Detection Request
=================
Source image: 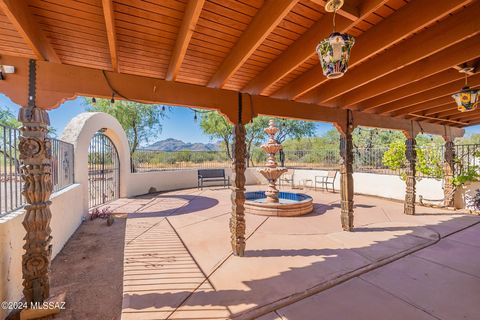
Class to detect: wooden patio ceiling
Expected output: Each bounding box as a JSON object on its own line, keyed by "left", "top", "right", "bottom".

{"left": 0, "top": 0, "right": 478, "bottom": 132}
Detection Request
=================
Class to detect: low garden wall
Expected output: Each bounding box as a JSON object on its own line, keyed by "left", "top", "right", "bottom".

{"left": 290, "top": 169, "right": 444, "bottom": 202}
{"left": 0, "top": 184, "right": 84, "bottom": 320}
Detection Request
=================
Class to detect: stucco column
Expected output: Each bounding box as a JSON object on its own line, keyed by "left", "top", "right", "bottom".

{"left": 404, "top": 135, "right": 417, "bottom": 215}
{"left": 19, "top": 104, "right": 53, "bottom": 303}
{"left": 443, "top": 138, "right": 455, "bottom": 207}
{"left": 230, "top": 95, "right": 246, "bottom": 256}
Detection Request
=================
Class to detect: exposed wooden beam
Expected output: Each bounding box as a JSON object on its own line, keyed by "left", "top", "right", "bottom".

{"left": 207, "top": 0, "right": 298, "bottom": 88}
{"left": 310, "top": 0, "right": 359, "bottom": 20}
{"left": 328, "top": 36, "right": 480, "bottom": 109}
{"left": 301, "top": 4, "right": 480, "bottom": 104}
{"left": 424, "top": 104, "right": 460, "bottom": 116}
{"left": 393, "top": 83, "right": 480, "bottom": 118}
{"left": 407, "top": 113, "right": 468, "bottom": 126}
{"left": 0, "top": 0, "right": 60, "bottom": 63}
{"left": 397, "top": 98, "right": 454, "bottom": 118}
{"left": 356, "top": 69, "right": 462, "bottom": 112}
{"left": 242, "top": 0, "right": 387, "bottom": 95}
{"left": 274, "top": 0, "right": 472, "bottom": 100}
{"left": 0, "top": 54, "right": 463, "bottom": 137}
{"left": 371, "top": 74, "right": 480, "bottom": 115}
{"left": 101, "top": 0, "right": 119, "bottom": 72}
{"left": 166, "top": 0, "right": 205, "bottom": 81}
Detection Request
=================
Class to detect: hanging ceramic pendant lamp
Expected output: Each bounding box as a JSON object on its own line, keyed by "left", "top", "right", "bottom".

{"left": 452, "top": 67, "right": 479, "bottom": 112}
{"left": 316, "top": 0, "right": 355, "bottom": 79}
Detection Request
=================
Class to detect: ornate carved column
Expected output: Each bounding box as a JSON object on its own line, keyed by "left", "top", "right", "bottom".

{"left": 230, "top": 94, "right": 246, "bottom": 256}
{"left": 337, "top": 115, "right": 354, "bottom": 231}
{"left": 19, "top": 60, "right": 53, "bottom": 303}
{"left": 443, "top": 139, "right": 455, "bottom": 207}
{"left": 404, "top": 136, "right": 417, "bottom": 215}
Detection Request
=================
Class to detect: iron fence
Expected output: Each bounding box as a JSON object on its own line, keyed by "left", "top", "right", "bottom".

{"left": 131, "top": 149, "right": 231, "bottom": 172}
{"left": 131, "top": 144, "right": 480, "bottom": 179}
{"left": 0, "top": 124, "right": 75, "bottom": 216}
{"left": 455, "top": 144, "right": 480, "bottom": 175}
{"left": 0, "top": 124, "right": 22, "bottom": 215}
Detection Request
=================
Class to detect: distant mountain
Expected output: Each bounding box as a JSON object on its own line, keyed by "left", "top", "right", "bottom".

{"left": 145, "top": 138, "right": 220, "bottom": 152}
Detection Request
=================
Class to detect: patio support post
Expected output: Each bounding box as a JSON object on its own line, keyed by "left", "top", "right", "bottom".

{"left": 19, "top": 60, "right": 53, "bottom": 303}
{"left": 230, "top": 93, "right": 246, "bottom": 256}
{"left": 404, "top": 132, "right": 417, "bottom": 215}
{"left": 443, "top": 137, "right": 455, "bottom": 207}
{"left": 336, "top": 111, "right": 354, "bottom": 231}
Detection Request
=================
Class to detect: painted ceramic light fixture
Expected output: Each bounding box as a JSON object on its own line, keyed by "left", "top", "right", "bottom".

{"left": 316, "top": 0, "right": 355, "bottom": 79}
{"left": 452, "top": 68, "right": 479, "bottom": 112}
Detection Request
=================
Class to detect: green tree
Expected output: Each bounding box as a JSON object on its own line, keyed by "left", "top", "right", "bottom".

{"left": 198, "top": 111, "right": 234, "bottom": 160}
{"left": 85, "top": 98, "right": 167, "bottom": 157}
{"left": 198, "top": 112, "right": 316, "bottom": 165}
{"left": 0, "top": 107, "right": 20, "bottom": 128}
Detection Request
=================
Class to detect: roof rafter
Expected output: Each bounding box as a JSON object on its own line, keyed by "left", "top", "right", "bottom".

{"left": 326, "top": 36, "right": 480, "bottom": 109}
{"left": 0, "top": 0, "right": 60, "bottom": 63}
{"left": 241, "top": 0, "right": 387, "bottom": 95}
{"left": 356, "top": 69, "right": 462, "bottom": 112}
{"left": 166, "top": 0, "right": 205, "bottom": 81}
{"left": 274, "top": 0, "right": 473, "bottom": 101}
{"left": 370, "top": 73, "right": 480, "bottom": 115}
{"left": 207, "top": 0, "right": 298, "bottom": 88}
{"left": 301, "top": 2, "right": 480, "bottom": 104}
{"left": 101, "top": 0, "right": 118, "bottom": 72}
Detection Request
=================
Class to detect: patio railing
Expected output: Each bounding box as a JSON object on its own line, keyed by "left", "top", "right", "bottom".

{"left": 131, "top": 144, "right": 480, "bottom": 179}
{"left": 0, "top": 124, "right": 75, "bottom": 216}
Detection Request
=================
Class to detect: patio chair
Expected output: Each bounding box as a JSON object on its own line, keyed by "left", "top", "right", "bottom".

{"left": 279, "top": 169, "right": 295, "bottom": 188}
{"left": 315, "top": 171, "right": 337, "bottom": 192}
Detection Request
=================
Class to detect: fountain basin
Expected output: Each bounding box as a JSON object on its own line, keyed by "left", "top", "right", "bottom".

{"left": 245, "top": 191, "right": 314, "bottom": 217}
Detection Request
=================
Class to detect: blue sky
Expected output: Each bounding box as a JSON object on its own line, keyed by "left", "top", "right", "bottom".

{"left": 1, "top": 94, "right": 479, "bottom": 143}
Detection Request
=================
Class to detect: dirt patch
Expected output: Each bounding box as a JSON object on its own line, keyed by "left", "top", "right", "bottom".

{"left": 49, "top": 216, "right": 126, "bottom": 320}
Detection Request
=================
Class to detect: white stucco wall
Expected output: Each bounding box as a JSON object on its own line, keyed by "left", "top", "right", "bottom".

{"left": 127, "top": 167, "right": 264, "bottom": 196}
{"left": 0, "top": 184, "right": 84, "bottom": 320}
{"left": 286, "top": 169, "right": 444, "bottom": 202}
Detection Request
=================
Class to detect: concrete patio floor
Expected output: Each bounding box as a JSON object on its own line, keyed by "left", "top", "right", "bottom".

{"left": 101, "top": 185, "right": 480, "bottom": 320}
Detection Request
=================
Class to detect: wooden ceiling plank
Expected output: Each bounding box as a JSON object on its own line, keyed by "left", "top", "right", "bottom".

{"left": 0, "top": 0, "right": 60, "bottom": 62}
{"left": 101, "top": 0, "right": 118, "bottom": 72}
{"left": 207, "top": 0, "right": 298, "bottom": 88}
{"left": 301, "top": 2, "right": 480, "bottom": 104}
{"left": 273, "top": 0, "right": 472, "bottom": 101}
{"left": 166, "top": 0, "right": 205, "bottom": 81}
{"left": 328, "top": 36, "right": 480, "bottom": 110}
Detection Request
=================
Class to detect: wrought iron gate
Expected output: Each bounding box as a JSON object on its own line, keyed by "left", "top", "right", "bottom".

{"left": 88, "top": 131, "right": 120, "bottom": 208}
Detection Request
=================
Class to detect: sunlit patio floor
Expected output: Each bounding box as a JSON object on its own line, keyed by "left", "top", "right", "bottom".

{"left": 100, "top": 185, "right": 480, "bottom": 320}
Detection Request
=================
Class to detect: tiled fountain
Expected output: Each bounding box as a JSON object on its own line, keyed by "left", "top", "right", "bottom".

{"left": 245, "top": 120, "right": 313, "bottom": 216}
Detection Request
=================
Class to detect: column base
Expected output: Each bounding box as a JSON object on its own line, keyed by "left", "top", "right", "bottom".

{"left": 19, "top": 292, "right": 66, "bottom": 320}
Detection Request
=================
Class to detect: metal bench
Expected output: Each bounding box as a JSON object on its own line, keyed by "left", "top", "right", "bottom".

{"left": 197, "top": 169, "right": 230, "bottom": 189}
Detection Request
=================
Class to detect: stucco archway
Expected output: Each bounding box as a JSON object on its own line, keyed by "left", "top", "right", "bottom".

{"left": 61, "top": 112, "right": 130, "bottom": 212}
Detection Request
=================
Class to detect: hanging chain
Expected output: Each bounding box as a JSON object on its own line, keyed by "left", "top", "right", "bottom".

{"left": 332, "top": 8, "right": 337, "bottom": 33}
